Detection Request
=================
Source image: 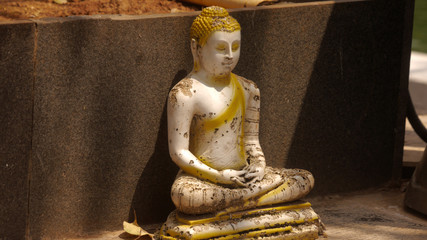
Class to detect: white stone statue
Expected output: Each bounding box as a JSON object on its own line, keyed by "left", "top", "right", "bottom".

{"left": 160, "top": 6, "right": 323, "bottom": 239}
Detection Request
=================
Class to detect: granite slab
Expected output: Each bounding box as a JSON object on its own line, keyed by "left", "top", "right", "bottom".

{"left": 0, "top": 21, "right": 35, "bottom": 240}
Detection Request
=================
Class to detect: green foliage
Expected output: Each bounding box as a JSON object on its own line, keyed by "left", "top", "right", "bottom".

{"left": 412, "top": 0, "right": 427, "bottom": 53}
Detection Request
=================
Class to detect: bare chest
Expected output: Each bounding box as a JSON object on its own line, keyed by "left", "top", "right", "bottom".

{"left": 195, "top": 85, "right": 235, "bottom": 119}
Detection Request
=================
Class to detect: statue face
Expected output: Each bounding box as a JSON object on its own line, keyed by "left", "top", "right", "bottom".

{"left": 198, "top": 30, "right": 241, "bottom": 77}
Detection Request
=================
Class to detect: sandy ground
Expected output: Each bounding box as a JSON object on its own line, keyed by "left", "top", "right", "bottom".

{"left": 0, "top": 0, "right": 200, "bottom": 22}
{"left": 309, "top": 189, "right": 427, "bottom": 240}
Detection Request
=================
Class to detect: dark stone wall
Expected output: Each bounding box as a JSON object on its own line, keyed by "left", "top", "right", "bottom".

{"left": 29, "top": 16, "right": 192, "bottom": 238}
{"left": 0, "top": 0, "right": 413, "bottom": 238}
{"left": 231, "top": 0, "right": 413, "bottom": 194}
{"left": 0, "top": 21, "right": 35, "bottom": 240}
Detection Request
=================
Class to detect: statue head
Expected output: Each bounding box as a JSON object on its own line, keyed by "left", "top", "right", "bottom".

{"left": 190, "top": 6, "right": 241, "bottom": 77}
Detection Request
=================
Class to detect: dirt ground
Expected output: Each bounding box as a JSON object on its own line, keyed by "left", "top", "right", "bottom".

{"left": 0, "top": 0, "right": 200, "bottom": 22}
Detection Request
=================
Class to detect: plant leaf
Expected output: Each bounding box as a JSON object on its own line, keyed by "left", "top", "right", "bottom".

{"left": 123, "top": 210, "right": 153, "bottom": 239}
{"left": 123, "top": 220, "right": 151, "bottom": 236}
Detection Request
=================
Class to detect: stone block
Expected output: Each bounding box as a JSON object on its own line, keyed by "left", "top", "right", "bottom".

{"left": 0, "top": 21, "right": 35, "bottom": 240}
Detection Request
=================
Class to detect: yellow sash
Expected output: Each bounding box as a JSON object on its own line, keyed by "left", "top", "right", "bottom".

{"left": 203, "top": 73, "right": 246, "bottom": 161}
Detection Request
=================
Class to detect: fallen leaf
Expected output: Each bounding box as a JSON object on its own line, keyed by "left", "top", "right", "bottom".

{"left": 123, "top": 210, "right": 154, "bottom": 239}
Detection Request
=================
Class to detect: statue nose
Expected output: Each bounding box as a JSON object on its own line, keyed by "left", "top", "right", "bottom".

{"left": 226, "top": 46, "right": 233, "bottom": 59}
{"left": 225, "top": 45, "right": 233, "bottom": 60}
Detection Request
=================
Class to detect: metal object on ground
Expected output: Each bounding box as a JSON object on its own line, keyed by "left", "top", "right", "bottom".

{"left": 405, "top": 146, "right": 427, "bottom": 215}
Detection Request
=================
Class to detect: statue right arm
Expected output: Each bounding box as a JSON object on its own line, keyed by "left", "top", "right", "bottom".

{"left": 167, "top": 85, "right": 246, "bottom": 186}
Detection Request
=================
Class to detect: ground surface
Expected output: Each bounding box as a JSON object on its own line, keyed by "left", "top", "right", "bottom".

{"left": 68, "top": 187, "right": 427, "bottom": 240}
{"left": 0, "top": 0, "right": 200, "bottom": 22}
{"left": 309, "top": 189, "right": 427, "bottom": 240}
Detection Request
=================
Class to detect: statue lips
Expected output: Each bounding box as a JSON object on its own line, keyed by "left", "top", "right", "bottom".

{"left": 222, "top": 61, "right": 234, "bottom": 69}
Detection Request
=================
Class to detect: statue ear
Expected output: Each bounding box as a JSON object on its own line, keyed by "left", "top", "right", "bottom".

{"left": 191, "top": 39, "right": 198, "bottom": 58}
{"left": 191, "top": 39, "right": 201, "bottom": 72}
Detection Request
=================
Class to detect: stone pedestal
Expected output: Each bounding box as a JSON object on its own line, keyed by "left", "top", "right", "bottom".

{"left": 159, "top": 201, "right": 324, "bottom": 239}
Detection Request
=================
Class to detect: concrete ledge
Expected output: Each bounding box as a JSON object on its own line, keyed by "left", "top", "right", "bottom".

{"left": 0, "top": 0, "right": 413, "bottom": 238}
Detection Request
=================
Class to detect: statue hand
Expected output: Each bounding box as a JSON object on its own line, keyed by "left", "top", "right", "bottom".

{"left": 243, "top": 163, "right": 265, "bottom": 184}
{"left": 218, "top": 169, "right": 247, "bottom": 187}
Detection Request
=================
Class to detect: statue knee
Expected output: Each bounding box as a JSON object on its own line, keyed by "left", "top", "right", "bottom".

{"left": 297, "top": 169, "right": 315, "bottom": 191}
{"left": 171, "top": 178, "right": 226, "bottom": 214}
{"left": 307, "top": 171, "right": 315, "bottom": 190}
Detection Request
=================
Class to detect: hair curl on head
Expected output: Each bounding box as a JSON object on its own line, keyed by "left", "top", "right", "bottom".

{"left": 190, "top": 6, "right": 241, "bottom": 46}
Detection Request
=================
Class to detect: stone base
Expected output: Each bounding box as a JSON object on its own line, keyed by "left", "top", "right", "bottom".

{"left": 158, "top": 201, "right": 324, "bottom": 239}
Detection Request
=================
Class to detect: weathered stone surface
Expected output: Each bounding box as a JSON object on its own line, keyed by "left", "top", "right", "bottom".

{"left": 0, "top": 0, "right": 413, "bottom": 238}
{"left": 0, "top": 21, "right": 35, "bottom": 240}
{"left": 29, "top": 16, "right": 192, "bottom": 238}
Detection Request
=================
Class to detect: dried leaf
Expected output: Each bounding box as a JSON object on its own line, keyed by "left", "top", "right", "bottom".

{"left": 123, "top": 210, "right": 154, "bottom": 239}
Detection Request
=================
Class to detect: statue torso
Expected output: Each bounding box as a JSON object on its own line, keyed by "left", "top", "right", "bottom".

{"left": 187, "top": 74, "right": 250, "bottom": 170}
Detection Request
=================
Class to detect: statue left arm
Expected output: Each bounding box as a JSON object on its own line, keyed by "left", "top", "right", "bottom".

{"left": 243, "top": 85, "right": 266, "bottom": 183}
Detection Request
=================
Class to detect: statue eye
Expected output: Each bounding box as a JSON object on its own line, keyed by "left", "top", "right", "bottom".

{"left": 216, "top": 44, "right": 226, "bottom": 51}
{"left": 232, "top": 43, "right": 240, "bottom": 52}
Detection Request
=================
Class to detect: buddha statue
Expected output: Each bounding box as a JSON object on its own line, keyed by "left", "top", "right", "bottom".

{"left": 160, "top": 6, "right": 323, "bottom": 239}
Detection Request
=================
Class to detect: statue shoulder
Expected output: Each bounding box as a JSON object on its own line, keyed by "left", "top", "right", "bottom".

{"left": 235, "top": 75, "right": 259, "bottom": 93}
{"left": 168, "top": 78, "right": 197, "bottom": 108}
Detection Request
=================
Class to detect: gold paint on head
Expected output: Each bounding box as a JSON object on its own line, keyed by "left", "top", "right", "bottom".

{"left": 190, "top": 6, "right": 241, "bottom": 46}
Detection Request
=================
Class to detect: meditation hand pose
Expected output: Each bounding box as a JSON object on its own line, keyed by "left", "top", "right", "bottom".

{"left": 167, "top": 6, "right": 314, "bottom": 215}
